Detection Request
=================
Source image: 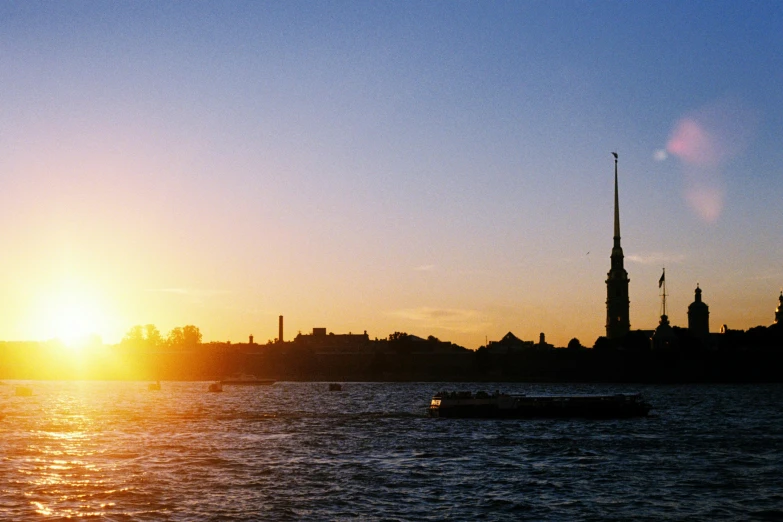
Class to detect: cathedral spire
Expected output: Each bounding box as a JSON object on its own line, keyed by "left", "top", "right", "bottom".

{"left": 606, "top": 152, "right": 630, "bottom": 339}
{"left": 613, "top": 152, "right": 620, "bottom": 248}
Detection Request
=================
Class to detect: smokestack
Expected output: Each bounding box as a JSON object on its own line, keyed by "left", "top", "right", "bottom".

{"left": 279, "top": 315, "right": 284, "bottom": 343}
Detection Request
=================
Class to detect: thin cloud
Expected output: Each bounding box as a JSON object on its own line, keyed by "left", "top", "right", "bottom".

{"left": 413, "top": 265, "right": 436, "bottom": 272}
{"left": 388, "top": 307, "right": 490, "bottom": 333}
{"left": 749, "top": 271, "right": 783, "bottom": 282}
{"left": 456, "top": 269, "right": 491, "bottom": 275}
{"left": 626, "top": 253, "right": 686, "bottom": 265}
{"left": 145, "top": 288, "right": 230, "bottom": 296}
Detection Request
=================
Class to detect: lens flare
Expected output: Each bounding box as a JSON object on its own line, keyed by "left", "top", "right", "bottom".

{"left": 664, "top": 98, "right": 758, "bottom": 222}
{"left": 667, "top": 118, "right": 720, "bottom": 168}
{"left": 666, "top": 98, "right": 757, "bottom": 168}
{"left": 684, "top": 183, "right": 724, "bottom": 223}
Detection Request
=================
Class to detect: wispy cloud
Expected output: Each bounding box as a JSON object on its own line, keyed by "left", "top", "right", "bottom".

{"left": 388, "top": 307, "right": 490, "bottom": 333}
{"left": 748, "top": 271, "right": 783, "bottom": 282}
{"left": 413, "top": 265, "right": 492, "bottom": 276}
{"left": 456, "top": 269, "right": 491, "bottom": 275}
{"left": 626, "top": 253, "right": 685, "bottom": 265}
{"left": 145, "top": 288, "right": 231, "bottom": 296}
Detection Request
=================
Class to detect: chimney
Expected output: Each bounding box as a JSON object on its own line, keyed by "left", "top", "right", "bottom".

{"left": 279, "top": 315, "right": 284, "bottom": 343}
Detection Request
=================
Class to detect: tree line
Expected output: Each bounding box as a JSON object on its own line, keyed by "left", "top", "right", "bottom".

{"left": 121, "top": 324, "right": 202, "bottom": 349}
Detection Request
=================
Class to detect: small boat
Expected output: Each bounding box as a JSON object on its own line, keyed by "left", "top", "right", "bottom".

{"left": 328, "top": 383, "right": 342, "bottom": 391}
{"left": 208, "top": 382, "right": 223, "bottom": 392}
{"left": 15, "top": 385, "right": 33, "bottom": 397}
{"left": 430, "top": 391, "right": 651, "bottom": 419}
{"left": 148, "top": 381, "right": 161, "bottom": 391}
{"left": 220, "top": 374, "right": 275, "bottom": 386}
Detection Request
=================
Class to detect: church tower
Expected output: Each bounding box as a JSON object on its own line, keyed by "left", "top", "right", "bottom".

{"left": 606, "top": 153, "right": 630, "bottom": 339}
{"left": 688, "top": 284, "right": 710, "bottom": 339}
{"left": 776, "top": 291, "right": 782, "bottom": 324}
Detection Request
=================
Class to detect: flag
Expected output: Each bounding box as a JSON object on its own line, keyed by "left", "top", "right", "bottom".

{"left": 658, "top": 270, "right": 665, "bottom": 288}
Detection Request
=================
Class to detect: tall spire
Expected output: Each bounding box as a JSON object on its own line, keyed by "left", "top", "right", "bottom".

{"left": 606, "top": 152, "right": 630, "bottom": 339}
{"left": 613, "top": 152, "right": 620, "bottom": 248}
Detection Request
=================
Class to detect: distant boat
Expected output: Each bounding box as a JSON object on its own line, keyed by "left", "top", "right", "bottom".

{"left": 429, "top": 391, "right": 651, "bottom": 419}
{"left": 148, "top": 381, "right": 161, "bottom": 391}
{"left": 220, "top": 374, "right": 275, "bottom": 386}
{"left": 15, "top": 385, "right": 33, "bottom": 397}
{"left": 208, "top": 382, "right": 223, "bottom": 392}
{"left": 328, "top": 383, "right": 342, "bottom": 391}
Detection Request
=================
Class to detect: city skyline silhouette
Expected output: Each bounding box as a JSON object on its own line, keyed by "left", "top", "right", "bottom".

{"left": 0, "top": 3, "right": 781, "bottom": 349}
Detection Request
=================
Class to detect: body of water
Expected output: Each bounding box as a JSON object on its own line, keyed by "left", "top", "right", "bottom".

{"left": 1, "top": 381, "right": 782, "bottom": 521}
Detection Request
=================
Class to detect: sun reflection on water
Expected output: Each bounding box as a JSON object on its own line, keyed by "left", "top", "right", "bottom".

{"left": 14, "top": 387, "right": 112, "bottom": 518}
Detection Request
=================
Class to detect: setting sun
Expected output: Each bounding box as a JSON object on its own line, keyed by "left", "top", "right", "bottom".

{"left": 39, "top": 286, "right": 106, "bottom": 348}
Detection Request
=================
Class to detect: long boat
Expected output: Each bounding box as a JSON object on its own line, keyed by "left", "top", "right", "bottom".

{"left": 220, "top": 374, "right": 275, "bottom": 386}
{"left": 429, "top": 391, "right": 651, "bottom": 419}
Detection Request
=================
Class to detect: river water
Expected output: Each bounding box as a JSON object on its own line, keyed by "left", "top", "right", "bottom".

{"left": 1, "top": 381, "right": 782, "bottom": 521}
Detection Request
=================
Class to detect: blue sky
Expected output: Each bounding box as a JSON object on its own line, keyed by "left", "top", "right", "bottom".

{"left": 1, "top": 1, "right": 781, "bottom": 347}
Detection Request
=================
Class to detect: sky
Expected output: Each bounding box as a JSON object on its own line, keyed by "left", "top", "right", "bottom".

{"left": 1, "top": 1, "right": 782, "bottom": 348}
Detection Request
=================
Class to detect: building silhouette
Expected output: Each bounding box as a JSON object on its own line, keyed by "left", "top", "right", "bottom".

{"left": 776, "top": 291, "right": 783, "bottom": 324}
{"left": 688, "top": 284, "right": 710, "bottom": 340}
{"left": 606, "top": 153, "right": 630, "bottom": 339}
{"left": 294, "top": 327, "right": 370, "bottom": 352}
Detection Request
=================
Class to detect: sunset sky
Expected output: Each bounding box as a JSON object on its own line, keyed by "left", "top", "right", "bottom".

{"left": 1, "top": 1, "right": 782, "bottom": 348}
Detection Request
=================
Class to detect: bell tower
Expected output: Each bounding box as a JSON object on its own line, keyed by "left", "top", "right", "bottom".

{"left": 688, "top": 284, "right": 710, "bottom": 339}
{"left": 606, "top": 153, "right": 630, "bottom": 339}
{"left": 776, "top": 291, "right": 782, "bottom": 324}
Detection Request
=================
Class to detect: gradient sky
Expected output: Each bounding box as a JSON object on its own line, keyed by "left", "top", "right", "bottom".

{"left": 1, "top": 1, "right": 782, "bottom": 348}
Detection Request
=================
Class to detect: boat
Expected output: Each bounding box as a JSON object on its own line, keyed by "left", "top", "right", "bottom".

{"left": 220, "top": 374, "right": 275, "bottom": 386}
{"left": 328, "top": 383, "right": 342, "bottom": 391}
{"left": 429, "top": 391, "right": 651, "bottom": 419}
{"left": 208, "top": 381, "right": 223, "bottom": 392}
{"left": 148, "top": 381, "right": 161, "bottom": 391}
{"left": 15, "top": 385, "right": 33, "bottom": 397}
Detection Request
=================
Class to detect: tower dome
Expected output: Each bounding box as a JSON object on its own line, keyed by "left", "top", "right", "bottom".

{"left": 652, "top": 313, "right": 677, "bottom": 350}
{"left": 688, "top": 284, "right": 710, "bottom": 339}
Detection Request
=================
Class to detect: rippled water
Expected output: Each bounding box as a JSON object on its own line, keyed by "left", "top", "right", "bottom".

{"left": 2, "top": 381, "right": 782, "bottom": 521}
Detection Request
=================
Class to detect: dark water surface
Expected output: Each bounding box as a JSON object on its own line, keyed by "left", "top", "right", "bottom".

{"left": 2, "top": 381, "right": 782, "bottom": 521}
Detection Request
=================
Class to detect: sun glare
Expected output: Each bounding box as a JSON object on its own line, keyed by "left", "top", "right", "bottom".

{"left": 40, "top": 287, "right": 106, "bottom": 348}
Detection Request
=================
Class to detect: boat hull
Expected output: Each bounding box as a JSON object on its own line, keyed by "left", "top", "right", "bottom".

{"left": 430, "top": 392, "right": 651, "bottom": 419}
{"left": 220, "top": 380, "right": 275, "bottom": 386}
